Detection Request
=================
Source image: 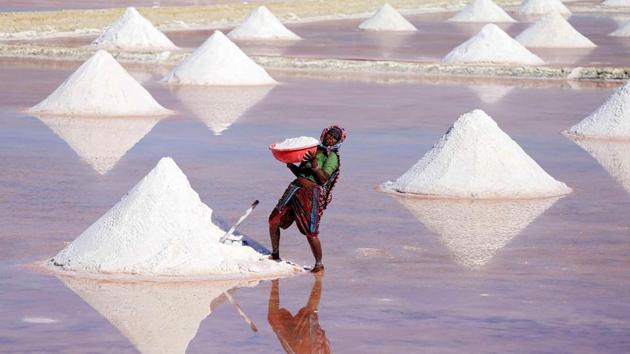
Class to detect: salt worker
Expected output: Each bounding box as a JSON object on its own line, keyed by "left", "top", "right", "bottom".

{"left": 269, "top": 125, "right": 346, "bottom": 273}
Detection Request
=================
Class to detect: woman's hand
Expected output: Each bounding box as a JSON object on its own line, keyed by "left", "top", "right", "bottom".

{"left": 303, "top": 151, "right": 318, "bottom": 168}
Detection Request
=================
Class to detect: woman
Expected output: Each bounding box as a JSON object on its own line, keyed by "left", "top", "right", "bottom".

{"left": 269, "top": 125, "right": 346, "bottom": 273}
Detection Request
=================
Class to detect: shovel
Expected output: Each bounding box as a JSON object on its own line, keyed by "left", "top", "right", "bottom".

{"left": 219, "top": 200, "right": 260, "bottom": 244}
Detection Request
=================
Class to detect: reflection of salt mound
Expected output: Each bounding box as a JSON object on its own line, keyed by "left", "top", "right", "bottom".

{"left": 610, "top": 21, "right": 630, "bottom": 36}
{"left": 59, "top": 276, "right": 254, "bottom": 354}
{"left": 92, "top": 7, "right": 178, "bottom": 51}
{"left": 29, "top": 50, "right": 170, "bottom": 116}
{"left": 442, "top": 24, "right": 544, "bottom": 65}
{"left": 603, "top": 0, "right": 630, "bottom": 7}
{"left": 163, "top": 31, "right": 276, "bottom": 86}
{"left": 395, "top": 196, "right": 559, "bottom": 268}
{"left": 448, "top": 0, "right": 516, "bottom": 23}
{"left": 382, "top": 109, "right": 572, "bottom": 198}
{"left": 516, "top": 0, "right": 571, "bottom": 16}
{"left": 516, "top": 13, "right": 595, "bottom": 48}
{"left": 571, "top": 139, "right": 630, "bottom": 193}
{"left": 51, "top": 157, "right": 300, "bottom": 276}
{"left": 36, "top": 115, "right": 162, "bottom": 174}
{"left": 227, "top": 6, "right": 301, "bottom": 40}
{"left": 565, "top": 82, "right": 630, "bottom": 139}
{"left": 471, "top": 84, "right": 514, "bottom": 104}
{"left": 358, "top": 3, "right": 418, "bottom": 31}
{"left": 174, "top": 85, "right": 272, "bottom": 135}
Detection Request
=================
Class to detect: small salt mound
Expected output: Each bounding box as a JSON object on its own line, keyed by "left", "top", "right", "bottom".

{"left": 163, "top": 31, "right": 276, "bottom": 86}
{"left": 448, "top": 0, "right": 516, "bottom": 23}
{"left": 92, "top": 7, "right": 178, "bottom": 51}
{"left": 516, "top": 0, "right": 571, "bottom": 16}
{"left": 382, "top": 109, "right": 572, "bottom": 198}
{"left": 565, "top": 81, "right": 630, "bottom": 139}
{"left": 50, "top": 157, "right": 301, "bottom": 277}
{"left": 443, "top": 24, "right": 544, "bottom": 65}
{"left": 515, "top": 12, "right": 595, "bottom": 48}
{"left": 227, "top": 6, "right": 301, "bottom": 40}
{"left": 275, "top": 136, "right": 319, "bottom": 149}
{"left": 29, "top": 50, "right": 171, "bottom": 116}
{"left": 603, "top": 0, "right": 630, "bottom": 7}
{"left": 571, "top": 139, "right": 630, "bottom": 193}
{"left": 610, "top": 21, "right": 630, "bottom": 36}
{"left": 358, "top": 3, "right": 418, "bottom": 31}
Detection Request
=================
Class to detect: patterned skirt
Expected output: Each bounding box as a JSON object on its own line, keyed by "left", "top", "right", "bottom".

{"left": 269, "top": 182, "right": 326, "bottom": 238}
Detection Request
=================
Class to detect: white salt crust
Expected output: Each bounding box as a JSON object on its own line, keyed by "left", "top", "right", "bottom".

{"left": 515, "top": 12, "right": 596, "bottom": 48}
{"left": 382, "top": 109, "right": 572, "bottom": 198}
{"left": 358, "top": 3, "right": 418, "bottom": 31}
{"left": 448, "top": 0, "right": 516, "bottom": 23}
{"left": 274, "top": 136, "right": 319, "bottom": 149}
{"left": 163, "top": 30, "right": 277, "bottom": 86}
{"left": 29, "top": 50, "right": 171, "bottom": 116}
{"left": 516, "top": 0, "right": 571, "bottom": 16}
{"left": 227, "top": 6, "right": 301, "bottom": 40}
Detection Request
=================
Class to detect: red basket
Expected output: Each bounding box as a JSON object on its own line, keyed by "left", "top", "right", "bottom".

{"left": 269, "top": 143, "right": 318, "bottom": 163}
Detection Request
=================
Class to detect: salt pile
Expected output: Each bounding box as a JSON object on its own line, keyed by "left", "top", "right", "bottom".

{"left": 515, "top": 12, "right": 596, "bottom": 48}
{"left": 442, "top": 24, "right": 544, "bottom": 65}
{"left": 565, "top": 81, "right": 630, "bottom": 139}
{"left": 603, "top": 0, "right": 630, "bottom": 7}
{"left": 358, "top": 3, "right": 418, "bottom": 31}
{"left": 29, "top": 50, "right": 171, "bottom": 116}
{"left": 50, "top": 157, "right": 301, "bottom": 277}
{"left": 92, "top": 7, "right": 178, "bottom": 51}
{"left": 227, "top": 6, "right": 301, "bottom": 40}
{"left": 36, "top": 115, "right": 162, "bottom": 174}
{"left": 395, "top": 196, "right": 559, "bottom": 268}
{"left": 516, "top": 0, "right": 571, "bottom": 16}
{"left": 570, "top": 139, "right": 630, "bottom": 193}
{"left": 59, "top": 276, "right": 256, "bottom": 354}
{"left": 448, "top": 0, "right": 516, "bottom": 23}
{"left": 275, "top": 136, "right": 319, "bottom": 149}
{"left": 163, "top": 31, "right": 276, "bottom": 86}
{"left": 382, "top": 109, "right": 572, "bottom": 198}
{"left": 610, "top": 21, "right": 630, "bottom": 36}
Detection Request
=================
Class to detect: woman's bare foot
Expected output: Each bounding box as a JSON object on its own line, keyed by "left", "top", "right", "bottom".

{"left": 268, "top": 251, "right": 280, "bottom": 261}
{"left": 310, "top": 262, "right": 324, "bottom": 273}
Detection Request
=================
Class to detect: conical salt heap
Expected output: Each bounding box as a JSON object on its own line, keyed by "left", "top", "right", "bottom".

{"left": 92, "top": 7, "right": 178, "bottom": 51}
{"left": 516, "top": 0, "right": 571, "bottom": 16}
{"left": 358, "top": 3, "right": 418, "bottom": 31}
{"left": 448, "top": 0, "right": 516, "bottom": 23}
{"left": 610, "top": 20, "right": 630, "bottom": 36}
{"left": 163, "top": 31, "right": 276, "bottom": 86}
{"left": 565, "top": 81, "right": 630, "bottom": 139}
{"left": 443, "top": 24, "right": 544, "bottom": 65}
{"left": 382, "top": 109, "right": 572, "bottom": 198}
{"left": 59, "top": 276, "right": 255, "bottom": 354}
{"left": 36, "top": 115, "right": 162, "bottom": 174}
{"left": 516, "top": 12, "right": 596, "bottom": 48}
{"left": 50, "top": 157, "right": 301, "bottom": 276}
{"left": 227, "top": 6, "right": 301, "bottom": 40}
{"left": 570, "top": 139, "right": 630, "bottom": 193}
{"left": 29, "top": 50, "right": 171, "bottom": 116}
{"left": 395, "top": 196, "right": 559, "bottom": 268}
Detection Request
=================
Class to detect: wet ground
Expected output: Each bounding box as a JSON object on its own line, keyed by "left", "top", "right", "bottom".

{"left": 1, "top": 57, "right": 630, "bottom": 353}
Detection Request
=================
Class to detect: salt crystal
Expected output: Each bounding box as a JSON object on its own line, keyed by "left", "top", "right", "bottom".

{"left": 516, "top": 12, "right": 595, "bottom": 48}
{"left": 448, "top": 0, "right": 516, "bottom": 23}
{"left": 227, "top": 6, "right": 301, "bottom": 40}
{"left": 274, "top": 136, "right": 319, "bottom": 149}
{"left": 516, "top": 0, "right": 571, "bottom": 16}
{"left": 358, "top": 3, "right": 418, "bottom": 32}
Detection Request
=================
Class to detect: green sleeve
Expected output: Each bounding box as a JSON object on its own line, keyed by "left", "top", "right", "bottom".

{"left": 322, "top": 152, "right": 339, "bottom": 176}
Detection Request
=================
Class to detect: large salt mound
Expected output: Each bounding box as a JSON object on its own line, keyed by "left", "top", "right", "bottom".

{"left": 516, "top": 12, "right": 596, "bottom": 48}
{"left": 227, "top": 6, "right": 301, "bottom": 40}
{"left": 50, "top": 157, "right": 301, "bottom": 277}
{"left": 516, "top": 0, "right": 571, "bottom": 16}
{"left": 610, "top": 21, "right": 630, "bottom": 36}
{"left": 163, "top": 31, "right": 276, "bottom": 86}
{"left": 570, "top": 139, "right": 630, "bottom": 193}
{"left": 395, "top": 196, "right": 559, "bottom": 268}
{"left": 442, "top": 24, "right": 544, "bottom": 65}
{"left": 448, "top": 0, "right": 516, "bottom": 23}
{"left": 565, "top": 82, "right": 630, "bottom": 139}
{"left": 92, "top": 7, "right": 178, "bottom": 51}
{"left": 358, "top": 3, "right": 418, "bottom": 31}
{"left": 603, "top": 0, "right": 630, "bottom": 7}
{"left": 29, "top": 50, "right": 171, "bottom": 116}
{"left": 382, "top": 109, "right": 571, "bottom": 198}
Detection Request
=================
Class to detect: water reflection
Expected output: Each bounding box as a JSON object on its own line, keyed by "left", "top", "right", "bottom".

{"left": 268, "top": 276, "right": 331, "bottom": 354}
{"left": 393, "top": 196, "right": 560, "bottom": 269}
{"left": 34, "top": 114, "right": 164, "bottom": 174}
{"left": 364, "top": 32, "right": 414, "bottom": 59}
{"left": 470, "top": 83, "right": 514, "bottom": 104}
{"left": 57, "top": 276, "right": 259, "bottom": 354}
{"left": 571, "top": 138, "right": 630, "bottom": 193}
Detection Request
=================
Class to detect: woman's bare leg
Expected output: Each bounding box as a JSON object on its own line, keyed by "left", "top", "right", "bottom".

{"left": 307, "top": 236, "right": 324, "bottom": 273}
{"left": 269, "top": 222, "right": 281, "bottom": 260}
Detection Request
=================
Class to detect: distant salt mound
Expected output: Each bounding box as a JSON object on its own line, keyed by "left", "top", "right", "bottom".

{"left": 163, "top": 31, "right": 276, "bottom": 86}
{"left": 443, "top": 24, "right": 544, "bottom": 65}
{"left": 603, "top": 0, "right": 630, "bottom": 7}
{"left": 228, "top": 6, "right": 301, "bottom": 40}
{"left": 516, "top": 12, "right": 595, "bottom": 48}
{"left": 448, "top": 0, "right": 516, "bottom": 23}
{"left": 565, "top": 81, "right": 630, "bottom": 139}
{"left": 92, "top": 7, "right": 178, "bottom": 51}
{"left": 358, "top": 3, "right": 418, "bottom": 31}
{"left": 29, "top": 50, "right": 171, "bottom": 116}
{"left": 610, "top": 20, "right": 630, "bottom": 36}
{"left": 50, "top": 157, "right": 301, "bottom": 277}
{"left": 382, "top": 109, "right": 572, "bottom": 198}
{"left": 571, "top": 139, "right": 630, "bottom": 193}
{"left": 516, "top": 0, "right": 571, "bottom": 16}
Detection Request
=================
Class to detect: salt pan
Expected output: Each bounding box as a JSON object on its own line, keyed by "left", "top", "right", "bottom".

{"left": 358, "top": 3, "right": 418, "bottom": 31}
{"left": 515, "top": 12, "right": 596, "bottom": 48}
{"left": 227, "top": 6, "right": 301, "bottom": 40}
{"left": 448, "top": 0, "right": 516, "bottom": 23}
{"left": 382, "top": 109, "right": 572, "bottom": 198}
{"left": 274, "top": 136, "right": 319, "bottom": 149}
{"left": 163, "top": 31, "right": 276, "bottom": 86}
{"left": 516, "top": 0, "right": 571, "bottom": 16}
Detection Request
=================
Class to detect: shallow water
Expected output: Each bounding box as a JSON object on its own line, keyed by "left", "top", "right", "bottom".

{"left": 1, "top": 60, "right": 630, "bottom": 353}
